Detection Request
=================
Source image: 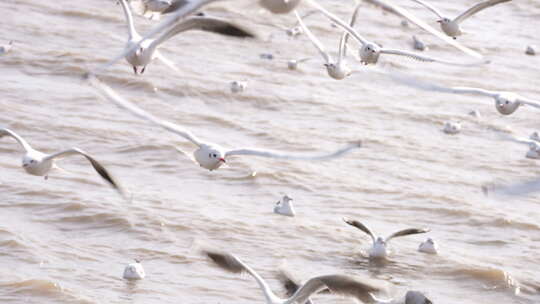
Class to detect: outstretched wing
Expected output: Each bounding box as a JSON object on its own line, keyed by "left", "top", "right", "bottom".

{"left": 294, "top": 10, "right": 332, "bottom": 64}
{"left": 0, "top": 128, "right": 34, "bottom": 152}
{"left": 86, "top": 74, "right": 203, "bottom": 147}
{"left": 291, "top": 274, "right": 383, "bottom": 304}
{"left": 225, "top": 140, "right": 362, "bottom": 161}
{"left": 43, "top": 148, "right": 124, "bottom": 196}
{"left": 380, "top": 48, "right": 487, "bottom": 67}
{"left": 151, "top": 15, "right": 256, "bottom": 47}
{"left": 342, "top": 217, "right": 376, "bottom": 242}
{"left": 410, "top": 0, "right": 445, "bottom": 19}
{"left": 517, "top": 96, "right": 540, "bottom": 109}
{"left": 338, "top": 1, "right": 362, "bottom": 62}
{"left": 385, "top": 228, "right": 429, "bottom": 242}
{"left": 454, "top": 0, "right": 511, "bottom": 24}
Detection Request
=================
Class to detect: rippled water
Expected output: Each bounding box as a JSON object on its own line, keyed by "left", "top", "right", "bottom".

{"left": 1, "top": 0, "right": 539, "bottom": 303}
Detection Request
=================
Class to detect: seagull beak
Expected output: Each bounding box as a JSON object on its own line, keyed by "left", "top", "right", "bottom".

{"left": 437, "top": 20, "right": 442, "bottom": 23}
{"left": 22, "top": 163, "right": 28, "bottom": 168}
{"left": 219, "top": 157, "right": 226, "bottom": 163}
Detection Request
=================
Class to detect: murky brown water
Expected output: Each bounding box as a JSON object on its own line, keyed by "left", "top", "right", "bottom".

{"left": 1, "top": 0, "right": 539, "bottom": 303}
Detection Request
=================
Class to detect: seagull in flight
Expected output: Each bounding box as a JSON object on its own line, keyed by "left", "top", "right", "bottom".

{"left": 203, "top": 249, "right": 388, "bottom": 304}
{"left": 87, "top": 75, "right": 362, "bottom": 171}
{"left": 343, "top": 218, "right": 429, "bottom": 259}
{"left": 115, "top": 0, "right": 255, "bottom": 74}
{"left": 0, "top": 128, "right": 124, "bottom": 196}
{"left": 410, "top": 0, "right": 512, "bottom": 39}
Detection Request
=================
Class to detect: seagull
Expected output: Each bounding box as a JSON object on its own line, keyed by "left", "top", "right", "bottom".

{"left": 499, "top": 133, "right": 540, "bottom": 159}
{"left": 123, "top": 259, "right": 146, "bottom": 280}
{"left": 0, "top": 128, "right": 124, "bottom": 196}
{"left": 277, "top": 268, "right": 433, "bottom": 304}
{"left": 293, "top": 2, "right": 362, "bottom": 80}
{"left": 530, "top": 131, "right": 540, "bottom": 142}
{"left": 343, "top": 218, "right": 429, "bottom": 259}
{"left": 526, "top": 45, "right": 536, "bottom": 56}
{"left": 418, "top": 238, "right": 438, "bottom": 254}
{"left": 274, "top": 195, "right": 295, "bottom": 217}
{"left": 230, "top": 80, "right": 247, "bottom": 93}
{"left": 0, "top": 40, "right": 13, "bottom": 55}
{"left": 127, "top": 0, "right": 172, "bottom": 20}
{"left": 388, "top": 74, "right": 540, "bottom": 115}
{"left": 443, "top": 121, "right": 461, "bottom": 135}
{"left": 115, "top": 0, "right": 255, "bottom": 74}
{"left": 410, "top": 0, "right": 512, "bottom": 39}
{"left": 412, "top": 35, "right": 428, "bottom": 51}
{"left": 202, "top": 249, "right": 387, "bottom": 304}
{"left": 87, "top": 75, "right": 363, "bottom": 171}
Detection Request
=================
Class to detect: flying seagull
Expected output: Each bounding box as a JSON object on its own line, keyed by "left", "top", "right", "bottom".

{"left": 410, "top": 0, "right": 512, "bottom": 39}
{"left": 0, "top": 128, "right": 124, "bottom": 196}
{"left": 202, "top": 249, "right": 386, "bottom": 304}
{"left": 343, "top": 218, "right": 429, "bottom": 258}
{"left": 115, "top": 0, "right": 255, "bottom": 74}
{"left": 86, "top": 75, "right": 363, "bottom": 171}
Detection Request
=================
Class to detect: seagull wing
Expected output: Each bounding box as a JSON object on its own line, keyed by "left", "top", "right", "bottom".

{"left": 290, "top": 274, "right": 383, "bottom": 304}
{"left": 338, "top": 1, "right": 362, "bottom": 62}
{"left": 277, "top": 268, "right": 328, "bottom": 302}
{"left": 0, "top": 128, "right": 34, "bottom": 152}
{"left": 517, "top": 96, "right": 540, "bottom": 109}
{"left": 454, "top": 0, "right": 511, "bottom": 24}
{"left": 294, "top": 10, "right": 332, "bottom": 64}
{"left": 380, "top": 48, "right": 487, "bottom": 67}
{"left": 151, "top": 15, "right": 256, "bottom": 48}
{"left": 410, "top": 0, "right": 445, "bottom": 19}
{"left": 351, "top": 0, "right": 483, "bottom": 59}
{"left": 342, "top": 217, "right": 376, "bottom": 242}
{"left": 224, "top": 140, "right": 362, "bottom": 161}
{"left": 385, "top": 228, "right": 429, "bottom": 242}
{"left": 43, "top": 148, "right": 124, "bottom": 196}
{"left": 86, "top": 75, "right": 203, "bottom": 147}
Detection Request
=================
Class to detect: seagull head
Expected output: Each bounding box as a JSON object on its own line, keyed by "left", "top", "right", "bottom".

{"left": 437, "top": 17, "right": 451, "bottom": 24}
{"left": 22, "top": 157, "right": 37, "bottom": 169}
{"left": 195, "top": 145, "right": 226, "bottom": 171}
{"left": 495, "top": 94, "right": 520, "bottom": 115}
{"left": 375, "top": 236, "right": 385, "bottom": 246}
{"left": 359, "top": 43, "right": 380, "bottom": 65}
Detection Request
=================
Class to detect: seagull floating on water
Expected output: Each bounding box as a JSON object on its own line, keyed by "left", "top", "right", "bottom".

{"left": 412, "top": 35, "right": 427, "bottom": 51}
{"left": 410, "top": 0, "right": 512, "bottom": 39}
{"left": 343, "top": 218, "right": 429, "bottom": 259}
{"left": 274, "top": 195, "right": 295, "bottom": 217}
{"left": 0, "top": 40, "right": 13, "bottom": 55}
{"left": 443, "top": 121, "right": 461, "bottom": 135}
{"left": 127, "top": 0, "right": 172, "bottom": 20}
{"left": 230, "top": 80, "right": 247, "bottom": 93}
{"left": 526, "top": 45, "right": 536, "bottom": 56}
{"left": 203, "top": 249, "right": 387, "bottom": 304}
{"left": 0, "top": 128, "right": 124, "bottom": 196}
{"left": 123, "top": 259, "right": 146, "bottom": 280}
{"left": 87, "top": 75, "right": 362, "bottom": 171}
{"left": 418, "top": 238, "right": 438, "bottom": 254}
{"left": 115, "top": 0, "right": 255, "bottom": 74}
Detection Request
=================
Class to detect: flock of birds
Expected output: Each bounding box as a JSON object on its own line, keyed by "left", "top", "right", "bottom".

{"left": 2, "top": 0, "right": 539, "bottom": 303}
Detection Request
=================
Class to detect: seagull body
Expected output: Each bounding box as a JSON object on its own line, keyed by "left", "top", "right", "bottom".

{"left": 88, "top": 76, "right": 362, "bottom": 171}
{"left": 0, "top": 41, "right": 13, "bottom": 55}
{"left": 0, "top": 128, "right": 123, "bottom": 194}
{"left": 410, "top": 0, "right": 512, "bottom": 39}
{"left": 443, "top": 121, "right": 461, "bottom": 134}
{"left": 418, "top": 238, "right": 438, "bottom": 254}
{"left": 412, "top": 35, "right": 427, "bottom": 51}
{"left": 203, "top": 249, "right": 386, "bottom": 304}
{"left": 372, "top": 290, "right": 433, "bottom": 304}
{"left": 343, "top": 218, "right": 429, "bottom": 259}
{"left": 123, "top": 259, "right": 145, "bottom": 280}
{"left": 230, "top": 80, "right": 247, "bottom": 93}
{"left": 274, "top": 195, "right": 295, "bottom": 217}
{"left": 116, "top": 0, "right": 255, "bottom": 74}
{"left": 526, "top": 45, "right": 536, "bottom": 56}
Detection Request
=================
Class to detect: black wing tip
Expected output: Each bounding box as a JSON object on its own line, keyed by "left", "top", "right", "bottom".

{"left": 202, "top": 249, "right": 245, "bottom": 274}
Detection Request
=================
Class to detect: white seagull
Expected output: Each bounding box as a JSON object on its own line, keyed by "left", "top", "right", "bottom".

{"left": 293, "top": 2, "right": 362, "bottom": 80}
{"left": 203, "top": 249, "right": 386, "bottom": 304}
{"left": 277, "top": 268, "right": 433, "bottom": 304}
{"left": 274, "top": 195, "right": 295, "bottom": 217}
{"left": 116, "top": 0, "right": 255, "bottom": 74}
{"left": 418, "top": 238, "right": 438, "bottom": 254}
{"left": 442, "top": 121, "right": 461, "bottom": 135}
{"left": 0, "top": 40, "right": 13, "bottom": 55}
{"left": 127, "top": 0, "right": 172, "bottom": 20}
{"left": 343, "top": 218, "right": 430, "bottom": 259}
{"left": 87, "top": 75, "right": 362, "bottom": 171}
{"left": 389, "top": 74, "right": 540, "bottom": 115}
{"left": 410, "top": 0, "right": 512, "bottom": 39}
{"left": 501, "top": 134, "right": 540, "bottom": 159}
{"left": 0, "top": 128, "right": 124, "bottom": 195}
{"left": 123, "top": 259, "right": 146, "bottom": 280}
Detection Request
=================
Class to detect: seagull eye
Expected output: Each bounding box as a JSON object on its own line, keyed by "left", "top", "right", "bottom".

{"left": 213, "top": 154, "right": 217, "bottom": 158}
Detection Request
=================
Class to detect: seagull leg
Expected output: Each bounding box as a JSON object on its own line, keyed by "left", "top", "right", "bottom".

{"left": 141, "top": 66, "right": 146, "bottom": 74}
{"left": 44, "top": 175, "right": 48, "bottom": 180}
{"left": 133, "top": 66, "right": 138, "bottom": 74}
